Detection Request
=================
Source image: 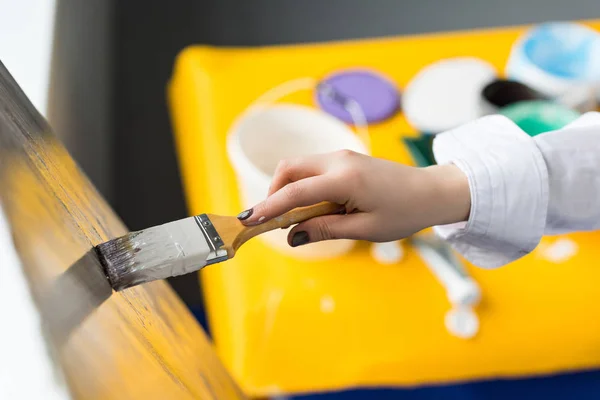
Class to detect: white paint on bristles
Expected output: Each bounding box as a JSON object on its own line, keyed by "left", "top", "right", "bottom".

{"left": 123, "top": 217, "right": 212, "bottom": 283}
{"left": 0, "top": 205, "right": 71, "bottom": 399}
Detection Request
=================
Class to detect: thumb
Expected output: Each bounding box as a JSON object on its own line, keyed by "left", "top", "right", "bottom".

{"left": 287, "top": 213, "right": 372, "bottom": 247}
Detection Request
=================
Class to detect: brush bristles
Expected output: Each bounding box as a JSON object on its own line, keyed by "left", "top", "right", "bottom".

{"left": 96, "top": 231, "right": 143, "bottom": 290}
{"left": 96, "top": 218, "right": 213, "bottom": 291}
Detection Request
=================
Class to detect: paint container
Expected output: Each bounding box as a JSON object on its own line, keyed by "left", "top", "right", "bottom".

{"left": 402, "top": 57, "right": 497, "bottom": 134}
{"left": 480, "top": 79, "right": 547, "bottom": 115}
{"left": 316, "top": 69, "right": 400, "bottom": 124}
{"left": 403, "top": 134, "right": 436, "bottom": 167}
{"left": 499, "top": 100, "right": 580, "bottom": 137}
{"left": 506, "top": 22, "right": 600, "bottom": 98}
{"left": 227, "top": 78, "right": 369, "bottom": 259}
{"left": 481, "top": 78, "right": 597, "bottom": 115}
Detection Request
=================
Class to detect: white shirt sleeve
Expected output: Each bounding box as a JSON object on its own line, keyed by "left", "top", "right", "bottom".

{"left": 431, "top": 111, "right": 600, "bottom": 269}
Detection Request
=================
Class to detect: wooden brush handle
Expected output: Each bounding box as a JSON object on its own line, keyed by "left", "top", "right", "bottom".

{"left": 247, "top": 201, "right": 344, "bottom": 236}
{"left": 208, "top": 202, "right": 344, "bottom": 257}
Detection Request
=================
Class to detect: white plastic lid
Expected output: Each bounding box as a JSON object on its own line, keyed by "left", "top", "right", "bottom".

{"left": 402, "top": 57, "right": 497, "bottom": 133}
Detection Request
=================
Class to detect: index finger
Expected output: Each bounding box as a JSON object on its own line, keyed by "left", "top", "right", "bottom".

{"left": 241, "top": 175, "right": 347, "bottom": 225}
{"left": 268, "top": 154, "right": 330, "bottom": 197}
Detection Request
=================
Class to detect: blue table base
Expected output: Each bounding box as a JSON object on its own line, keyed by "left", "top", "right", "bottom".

{"left": 287, "top": 369, "right": 600, "bottom": 400}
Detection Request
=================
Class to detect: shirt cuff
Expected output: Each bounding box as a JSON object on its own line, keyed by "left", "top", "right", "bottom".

{"left": 431, "top": 115, "right": 549, "bottom": 269}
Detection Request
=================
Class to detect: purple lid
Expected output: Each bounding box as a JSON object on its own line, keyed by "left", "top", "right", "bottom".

{"left": 315, "top": 69, "right": 400, "bottom": 124}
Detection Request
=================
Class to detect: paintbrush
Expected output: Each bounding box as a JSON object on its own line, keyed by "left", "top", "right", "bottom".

{"left": 95, "top": 202, "right": 343, "bottom": 291}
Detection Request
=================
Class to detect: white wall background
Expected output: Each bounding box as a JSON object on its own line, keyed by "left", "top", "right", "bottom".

{"left": 0, "top": 0, "right": 56, "bottom": 115}
{"left": 0, "top": 3, "right": 70, "bottom": 399}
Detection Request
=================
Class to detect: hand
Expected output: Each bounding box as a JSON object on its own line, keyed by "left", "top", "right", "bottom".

{"left": 237, "top": 150, "right": 470, "bottom": 247}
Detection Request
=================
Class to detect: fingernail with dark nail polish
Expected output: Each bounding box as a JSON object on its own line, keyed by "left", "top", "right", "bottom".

{"left": 291, "top": 231, "right": 309, "bottom": 247}
{"left": 237, "top": 209, "right": 253, "bottom": 220}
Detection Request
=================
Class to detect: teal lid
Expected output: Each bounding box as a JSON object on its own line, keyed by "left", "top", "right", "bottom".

{"left": 402, "top": 135, "right": 436, "bottom": 167}
{"left": 499, "top": 100, "right": 580, "bottom": 137}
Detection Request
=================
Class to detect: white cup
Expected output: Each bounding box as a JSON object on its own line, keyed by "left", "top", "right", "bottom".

{"left": 227, "top": 80, "right": 369, "bottom": 259}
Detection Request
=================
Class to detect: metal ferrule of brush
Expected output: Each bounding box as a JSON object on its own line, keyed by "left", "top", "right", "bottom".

{"left": 195, "top": 214, "right": 228, "bottom": 265}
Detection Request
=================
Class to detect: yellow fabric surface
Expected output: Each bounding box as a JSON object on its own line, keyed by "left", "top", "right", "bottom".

{"left": 168, "top": 20, "right": 600, "bottom": 397}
